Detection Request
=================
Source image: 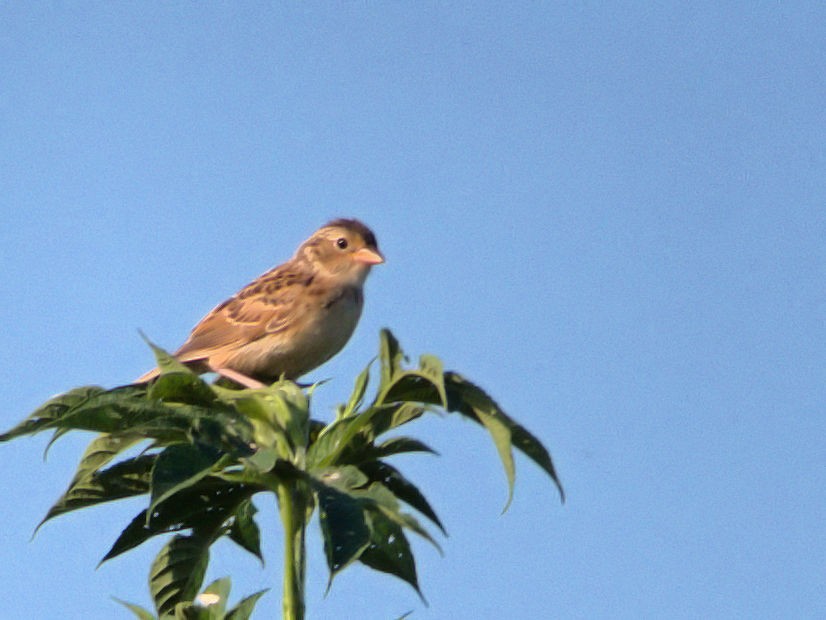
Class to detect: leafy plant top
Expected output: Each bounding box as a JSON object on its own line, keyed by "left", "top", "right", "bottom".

{"left": 2, "top": 329, "right": 562, "bottom": 619}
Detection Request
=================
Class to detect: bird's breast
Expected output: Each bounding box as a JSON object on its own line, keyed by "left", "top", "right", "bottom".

{"left": 231, "top": 285, "right": 364, "bottom": 381}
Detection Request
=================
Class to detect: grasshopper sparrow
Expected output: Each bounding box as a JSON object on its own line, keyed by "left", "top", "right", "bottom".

{"left": 137, "top": 218, "right": 383, "bottom": 388}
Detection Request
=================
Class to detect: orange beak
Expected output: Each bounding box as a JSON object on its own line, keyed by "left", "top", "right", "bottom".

{"left": 353, "top": 247, "right": 385, "bottom": 265}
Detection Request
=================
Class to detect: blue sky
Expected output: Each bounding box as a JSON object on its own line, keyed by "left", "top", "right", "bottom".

{"left": 2, "top": 3, "right": 824, "bottom": 618}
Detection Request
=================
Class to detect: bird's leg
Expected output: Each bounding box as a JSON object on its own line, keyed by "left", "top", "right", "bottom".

{"left": 210, "top": 366, "right": 266, "bottom": 389}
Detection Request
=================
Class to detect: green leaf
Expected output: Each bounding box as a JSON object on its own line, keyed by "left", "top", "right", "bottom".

{"left": 39, "top": 454, "right": 155, "bottom": 528}
{"left": 381, "top": 371, "right": 446, "bottom": 408}
{"left": 340, "top": 361, "right": 372, "bottom": 418}
{"left": 149, "top": 534, "right": 210, "bottom": 616}
{"left": 46, "top": 388, "right": 173, "bottom": 434}
{"left": 225, "top": 589, "right": 269, "bottom": 620}
{"left": 358, "top": 461, "right": 445, "bottom": 534}
{"left": 307, "top": 414, "right": 370, "bottom": 468}
{"left": 374, "top": 337, "right": 446, "bottom": 408}
{"left": 357, "top": 483, "right": 442, "bottom": 553}
{"left": 243, "top": 447, "right": 278, "bottom": 474}
{"left": 5, "top": 381, "right": 248, "bottom": 453}
{"left": 445, "top": 372, "right": 564, "bottom": 502}
{"left": 371, "top": 437, "right": 438, "bottom": 459}
{"left": 0, "top": 386, "right": 108, "bottom": 441}
{"left": 266, "top": 382, "right": 310, "bottom": 451}
{"left": 69, "top": 432, "right": 146, "bottom": 481}
{"left": 362, "top": 402, "right": 427, "bottom": 440}
{"left": 198, "top": 577, "right": 232, "bottom": 615}
{"left": 148, "top": 372, "right": 217, "bottom": 407}
{"left": 315, "top": 484, "right": 371, "bottom": 581}
{"left": 386, "top": 354, "right": 447, "bottom": 408}
{"left": 359, "top": 508, "right": 424, "bottom": 602}
{"left": 218, "top": 381, "right": 310, "bottom": 453}
{"left": 101, "top": 478, "right": 258, "bottom": 564}
{"left": 510, "top": 423, "right": 565, "bottom": 502}
{"left": 124, "top": 404, "right": 252, "bottom": 454}
{"left": 170, "top": 602, "right": 215, "bottom": 620}
{"left": 112, "top": 597, "right": 157, "bottom": 620}
{"left": 5, "top": 328, "right": 565, "bottom": 620}
{"left": 477, "top": 408, "right": 516, "bottom": 512}
{"left": 315, "top": 465, "right": 369, "bottom": 492}
{"left": 41, "top": 431, "right": 148, "bottom": 517}
{"left": 192, "top": 415, "right": 256, "bottom": 459}
{"left": 149, "top": 444, "right": 227, "bottom": 520}
{"left": 418, "top": 355, "right": 444, "bottom": 389}
{"left": 378, "top": 329, "right": 405, "bottom": 387}
{"left": 310, "top": 404, "right": 433, "bottom": 469}
{"left": 220, "top": 391, "right": 293, "bottom": 457}
{"left": 143, "top": 335, "right": 193, "bottom": 377}
{"left": 227, "top": 499, "right": 263, "bottom": 563}
{"left": 42, "top": 426, "right": 71, "bottom": 458}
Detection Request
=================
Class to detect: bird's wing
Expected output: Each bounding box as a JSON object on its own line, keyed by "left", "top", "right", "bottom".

{"left": 173, "top": 268, "right": 308, "bottom": 362}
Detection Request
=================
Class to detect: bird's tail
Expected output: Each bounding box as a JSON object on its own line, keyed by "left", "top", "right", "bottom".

{"left": 134, "top": 367, "right": 161, "bottom": 384}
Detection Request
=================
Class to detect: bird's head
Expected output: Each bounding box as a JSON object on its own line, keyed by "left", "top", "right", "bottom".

{"left": 299, "top": 218, "right": 384, "bottom": 285}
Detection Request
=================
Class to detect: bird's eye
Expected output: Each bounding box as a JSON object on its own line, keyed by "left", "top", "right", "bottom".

{"left": 336, "top": 238, "right": 349, "bottom": 250}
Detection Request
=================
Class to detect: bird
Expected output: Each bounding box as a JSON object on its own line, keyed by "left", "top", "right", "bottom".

{"left": 136, "top": 218, "right": 383, "bottom": 389}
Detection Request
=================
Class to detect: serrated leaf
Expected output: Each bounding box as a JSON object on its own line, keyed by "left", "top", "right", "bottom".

{"left": 101, "top": 478, "right": 257, "bottom": 564}
{"left": 363, "top": 402, "right": 427, "bottom": 439}
{"left": 219, "top": 381, "right": 310, "bottom": 453}
{"left": 316, "top": 465, "right": 369, "bottom": 492}
{"left": 341, "top": 361, "right": 372, "bottom": 418}
{"left": 267, "top": 383, "right": 310, "bottom": 450}
{"left": 187, "top": 411, "right": 256, "bottom": 458}
{"left": 0, "top": 386, "right": 107, "bottom": 441}
{"left": 143, "top": 336, "right": 193, "bottom": 377}
{"left": 49, "top": 391, "right": 173, "bottom": 434}
{"left": 386, "top": 353, "right": 447, "bottom": 407}
{"left": 306, "top": 417, "right": 354, "bottom": 467}
{"left": 445, "top": 372, "right": 564, "bottom": 502}
{"left": 227, "top": 499, "right": 263, "bottom": 562}
{"left": 39, "top": 454, "right": 155, "bottom": 528}
{"left": 221, "top": 393, "right": 292, "bottom": 456}
{"left": 357, "top": 483, "right": 441, "bottom": 553}
{"left": 358, "top": 461, "right": 445, "bottom": 534}
{"left": 380, "top": 371, "right": 446, "bottom": 408}
{"left": 148, "top": 372, "right": 217, "bottom": 407}
{"left": 315, "top": 484, "right": 370, "bottom": 580}
{"left": 307, "top": 413, "right": 372, "bottom": 468}
{"left": 10, "top": 383, "right": 246, "bottom": 451}
{"left": 149, "top": 534, "right": 210, "bottom": 616}
{"left": 225, "top": 588, "right": 269, "bottom": 620}
{"left": 310, "top": 403, "right": 431, "bottom": 469}
{"left": 70, "top": 432, "right": 146, "bottom": 481}
{"left": 372, "top": 437, "right": 438, "bottom": 459}
{"left": 378, "top": 329, "right": 405, "bottom": 387}
{"left": 149, "top": 444, "right": 227, "bottom": 519}
{"left": 359, "top": 509, "right": 424, "bottom": 601}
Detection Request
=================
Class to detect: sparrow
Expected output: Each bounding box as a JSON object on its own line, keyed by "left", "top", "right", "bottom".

{"left": 137, "top": 218, "right": 383, "bottom": 389}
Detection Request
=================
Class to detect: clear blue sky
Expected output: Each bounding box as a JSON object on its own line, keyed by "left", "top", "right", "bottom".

{"left": 2, "top": 3, "right": 824, "bottom": 618}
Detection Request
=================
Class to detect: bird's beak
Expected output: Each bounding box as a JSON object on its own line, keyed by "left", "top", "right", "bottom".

{"left": 353, "top": 247, "right": 385, "bottom": 265}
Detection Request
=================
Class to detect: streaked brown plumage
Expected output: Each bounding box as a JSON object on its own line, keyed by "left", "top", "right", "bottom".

{"left": 136, "top": 219, "right": 383, "bottom": 388}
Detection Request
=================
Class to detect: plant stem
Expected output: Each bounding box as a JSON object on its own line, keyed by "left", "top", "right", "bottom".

{"left": 276, "top": 481, "right": 307, "bottom": 620}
